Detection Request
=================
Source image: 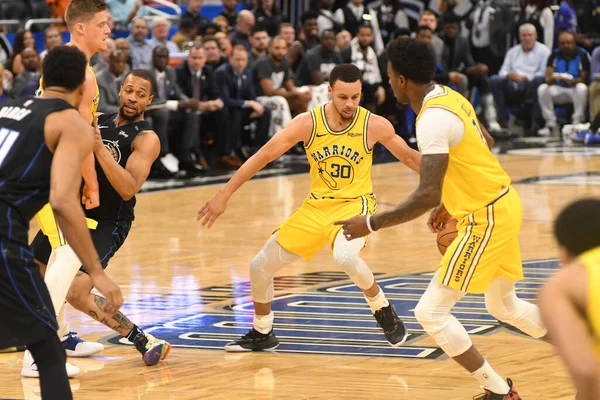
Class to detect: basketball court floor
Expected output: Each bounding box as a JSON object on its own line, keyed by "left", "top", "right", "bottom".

{"left": 1, "top": 139, "right": 598, "bottom": 399}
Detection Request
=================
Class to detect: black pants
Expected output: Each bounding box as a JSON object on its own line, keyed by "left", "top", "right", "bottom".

{"left": 471, "top": 45, "right": 504, "bottom": 76}
{"left": 31, "top": 219, "right": 132, "bottom": 272}
{"left": 229, "top": 107, "right": 272, "bottom": 150}
{"left": 146, "top": 108, "right": 170, "bottom": 155}
{"left": 491, "top": 75, "right": 544, "bottom": 125}
{"left": 466, "top": 71, "right": 492, "bottom": 95}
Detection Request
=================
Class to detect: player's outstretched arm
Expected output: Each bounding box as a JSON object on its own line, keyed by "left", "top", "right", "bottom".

{"left": 45, "top": 110, "right": 123, "bottom": 315}
{"left": 370, "top": 115, "right": 421, "bottom": 174}
{"left": 197, "top": 112, "right": 313, "bottom": 228}
{"left": 79, "top": 71, "right": 101, "bottom": 209}
{"left": 335, "top": 154, "right": 447, "bottom": 239}
{"left": 94, "top": 120, "right": 160, "bottom": 200}
{"left": 539, "top": 264, "right": 600, "bottom": 400}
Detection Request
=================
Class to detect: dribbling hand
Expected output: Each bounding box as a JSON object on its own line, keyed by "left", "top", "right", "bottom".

{"left": 427, "top": 203, "right": 451, "bottom": 233}
{"left": 197, "top": 192, "right": 228, "bottom": 228}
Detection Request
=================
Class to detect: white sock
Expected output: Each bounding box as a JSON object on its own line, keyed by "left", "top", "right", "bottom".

{"left": 471, "top": 360, "right": 510, "bottom": 394}
{"left": 364, "top": 286, "right": 389, "bottom": 313}
{"left": 253, "top": 312, "right": 274, "bottom": 334}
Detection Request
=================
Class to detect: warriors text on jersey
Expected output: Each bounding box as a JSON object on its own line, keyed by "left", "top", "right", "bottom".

{"left": 305, "top": 105, "right": 373, "bottom": 200}
{"left": 275, "top": 104, "right": 376, "bottom": 261}
{"left": 416, "top": 85, "right": 522, "bottom": 293}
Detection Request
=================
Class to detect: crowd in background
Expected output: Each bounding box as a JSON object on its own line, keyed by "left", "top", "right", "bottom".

{"left": 2, "top": 0, "right": 600, "bottom": 178}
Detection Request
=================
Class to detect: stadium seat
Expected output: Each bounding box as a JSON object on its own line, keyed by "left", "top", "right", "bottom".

{"left": 0, "top": 0, "right": 31, "bottom": 32}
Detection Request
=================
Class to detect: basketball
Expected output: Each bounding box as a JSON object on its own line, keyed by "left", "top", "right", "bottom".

{"left": 437, "top": 218, "right": 458, "bottom": 255}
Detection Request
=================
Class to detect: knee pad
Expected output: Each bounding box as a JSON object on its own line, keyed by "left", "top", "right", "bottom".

{"left": 485, "top": 287, "right": 547, "bottom": 339}
{"left": 249, "top": 234, "right": 299, "bottom": 303}
{"left": 332, "top": 237, "right": 373, "bottom": 289}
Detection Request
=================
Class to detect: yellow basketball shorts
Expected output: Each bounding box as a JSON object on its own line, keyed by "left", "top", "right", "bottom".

{"left": 35, "top": 203, "right": 98, "bottom": 249}
{"left": 276, "top": 193, "right": 377, "bottom": 261}
{"left": 438, "top": 186, "right": 524, "bottom": 294}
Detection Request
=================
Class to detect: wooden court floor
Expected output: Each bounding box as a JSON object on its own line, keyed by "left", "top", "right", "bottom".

{"left": 1, "top": 149, "right": 599, "bottom": 399}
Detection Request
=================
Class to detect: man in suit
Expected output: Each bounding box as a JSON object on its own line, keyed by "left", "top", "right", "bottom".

{"left": 175, "top": 42, "right": 231, "bottom": 175}
{"left": 216, "top": 45, "right": 270, "bottom": 167}
{"left": 147, "top": 46, "right": 199, "bottom": 179}
{"left": 96, "top": 49, "right": 128, "bottom": 114}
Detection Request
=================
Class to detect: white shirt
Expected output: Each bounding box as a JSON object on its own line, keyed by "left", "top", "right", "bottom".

{"left": 471, "top": 0, "right": 494, "bottom": 48}
{"left": 416, "top": 86, "right": 465, "bottom": 155}
{"left": 349, "top": 38, "right": 381, "bottom": 85}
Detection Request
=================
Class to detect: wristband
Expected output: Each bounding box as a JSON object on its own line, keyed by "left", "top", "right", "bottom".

{"left": 366, "top": 215, "right": 375, "bottom": 232}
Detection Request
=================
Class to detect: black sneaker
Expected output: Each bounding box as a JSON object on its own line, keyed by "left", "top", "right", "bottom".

{"left": 473, "top": 378, "right": 521, "bottom": 400}
{"left": 373, "top": 304, "right": 408, "bottom": 346}
{"left": 224, "top": 328, "right": 280, "bottom": 352}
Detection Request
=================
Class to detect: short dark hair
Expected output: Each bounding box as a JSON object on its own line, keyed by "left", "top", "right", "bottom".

{"left": 301, "top": 10, "right": 319, "bottom": 24}
{"left": 558, "top": 30, "right": 576, "bottom": 41}
{"left": 386, "top": 38, "right": 435, "bottom": 84}
{"left": 392, "top": 28, "right": 412, "bottom": 40}
{"left": 554, "top": 198, "right": 600, "bottom": 257}
{"left": 179, "top": 18, "right": 197, "bottom": 31}
{"left": 65, "top": 0, "right": 107, "bottom": 29}
{"left": 251, "top": 24, "right": 268, "bottom": 36}
{"left": 231, "top": 44, "right": 248, "bottom": 54}
{"left": 321, "top": 29, "right": 336, "bottom": 40}
{"left": 202, "top": 35, "right": 218, "bottom": 47}
{"left": 358, "top": 23, "right": 373, "bottom": 33}
{"left": 123, "top": 69, "right": 155, "bottom": 93}
{"left": 152, "top": 45, "right": 169, "bottom": 57}
{"left": 43, "top": 46, "right": 87, "bottom": 91}
{"left": 329, "top": 64, "right": 362, "bottom": 87}
{"left": 416, "top": 25, "right": 433, "bottom": 34}
{"left": 110, "top": 49, "right": 126, "bottom": 60}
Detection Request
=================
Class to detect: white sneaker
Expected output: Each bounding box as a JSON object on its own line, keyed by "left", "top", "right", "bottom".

{"left": 538, "top": 125, "right": 557, "bottom": 136}
{"left": 488, "top": 121, "right": 503, "bottom": 132}
{"left": 21, "top": 350, "right": 81, "bottom": 378}
{"left": 61, "top": 332, "right": 104, "bottom": 357}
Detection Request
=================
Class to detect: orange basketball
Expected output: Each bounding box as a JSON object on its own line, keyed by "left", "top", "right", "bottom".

{"left": 437, "top": 218, "right": 458, "bottom": 255}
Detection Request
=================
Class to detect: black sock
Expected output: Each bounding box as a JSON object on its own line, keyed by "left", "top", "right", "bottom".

{"left": 28, "top": 328, "right": 73, "bottom": 400}
{"left": 126, "top": 325, "right": 143, "bottom": 342}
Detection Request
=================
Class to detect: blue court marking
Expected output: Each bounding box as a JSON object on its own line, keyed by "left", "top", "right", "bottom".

{"left": 103, "top": 259, "right": 559, "bottom": 359}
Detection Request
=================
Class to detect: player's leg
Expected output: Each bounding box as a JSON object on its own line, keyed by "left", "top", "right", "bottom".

{"left": 21, "top": 232, "right": 82, "bottom": 378}
{"left": 414, "top": 269, "right": 517, "bottom": 396}
{"left": 331, "top": 229, "right": 408, "bottom": 345}
{"left": 416, "top": 190, "right": 524, "bottom": 398}
{"left": 224, "top": 232, "right": 302, "bottom": 352}
{"left": 65, "top": 220, "right": 170, "bottom": 366}
{"left": 30, "top": 228, "right": 103, "bottom": 357}
{"left": 66, "top": 270, "right": 170, "bottom": 366}
{"left": 27, "top": 326, "right": 72, "bottom": 400}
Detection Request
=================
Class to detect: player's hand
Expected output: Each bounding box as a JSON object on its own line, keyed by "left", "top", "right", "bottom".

{"left": 89, "top": 270, "right": 123, "bottom": 315}
{"left": 448, "top": 72, "right": 462, "bottom": 86}
{"left": 81, "top": 183, "right": 100, "bottom": 210}
{"left": 197, "top": 191, "right": 228, "bottom": 228}
{"left": 92, "top": 116, "right": 104, "bottom": 153}
{"left": 334, "top": 215, "right": 369, "bottom": 240}
{"left": 427, "top": 203, "right": 451, "bottom": 233}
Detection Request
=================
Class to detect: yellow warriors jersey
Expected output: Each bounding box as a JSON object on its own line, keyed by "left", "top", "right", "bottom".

{"left": 305, "top": 105, "right": 372, "bottom": 199}
{"left": 35, "top": 64, "right": 100, "bottom": 124}
{"left": 578, "top": 246, "right": 600, "bottom": 361}
{"left": 416, "top": 86, "right": 511, "bottom": 220}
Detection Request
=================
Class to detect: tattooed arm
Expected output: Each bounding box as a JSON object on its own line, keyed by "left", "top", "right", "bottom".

{"left": 372, "top": 154, "right": 448, "bottom": 230}
{"left": 334, "top": 154, "right": 448, "bottom": 239}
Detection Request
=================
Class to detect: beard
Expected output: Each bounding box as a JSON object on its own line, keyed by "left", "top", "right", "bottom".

{"left": 119, "top": 105, "right": 141, "bottom": 122}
